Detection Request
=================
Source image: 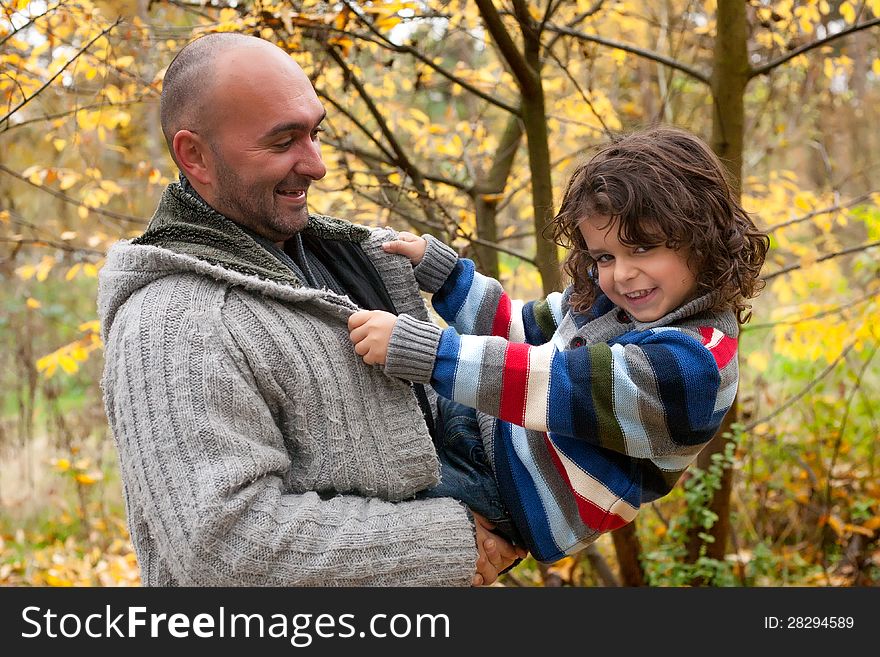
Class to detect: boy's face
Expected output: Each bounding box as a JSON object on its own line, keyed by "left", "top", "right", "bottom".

{"left": 578, "top": 215, "right": 699, "bottom": 322}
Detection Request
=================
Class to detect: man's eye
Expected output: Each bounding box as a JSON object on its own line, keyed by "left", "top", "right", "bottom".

{"left": 273, "top": 139, "right": 294, "bottom": 150}
{"left": 311, "top": 127, "right": 325, "bottom": 140}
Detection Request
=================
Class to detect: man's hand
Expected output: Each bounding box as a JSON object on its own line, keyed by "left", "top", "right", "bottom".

{"left": 471, "top": 511, "right": 528, "bottom": 586}
{"left": 381, "top": 231, "right": 427, "bottom": 266}
{"left": 348, "top": 310, "right": 398, "bottom": 365}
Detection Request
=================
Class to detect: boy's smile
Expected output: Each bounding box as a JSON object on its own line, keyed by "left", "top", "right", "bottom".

{"left": 579, "top": 215, "right": 699, "bottom": 322}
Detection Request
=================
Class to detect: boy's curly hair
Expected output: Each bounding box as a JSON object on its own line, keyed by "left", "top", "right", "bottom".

{"left": 549, "top": 126, "right": 770, "bottom": 324}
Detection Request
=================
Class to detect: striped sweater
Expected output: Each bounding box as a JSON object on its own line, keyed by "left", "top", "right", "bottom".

{"left": 384, "top": 236, "right": 739, "bottom": 563}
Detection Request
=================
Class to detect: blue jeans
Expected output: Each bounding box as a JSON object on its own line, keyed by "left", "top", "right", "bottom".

{"left": 419, "top": 397, "right": 523, "bottom": 547}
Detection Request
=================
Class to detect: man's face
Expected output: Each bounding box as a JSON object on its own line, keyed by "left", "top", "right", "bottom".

{"left": 200, "top": 46, "right": 327, "bottom": 244}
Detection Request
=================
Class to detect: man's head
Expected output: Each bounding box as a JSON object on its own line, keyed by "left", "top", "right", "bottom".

{"left": 160, "top": 34, "right": 327, "bottom": 243}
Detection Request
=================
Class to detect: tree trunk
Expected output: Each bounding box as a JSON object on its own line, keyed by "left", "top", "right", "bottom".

{"left": 611, "top": 522, "right": 646, "bottom": 586}
{"left": 472, "top": 113, "right": 523, "bottom": 280}
{"left": 684, "top": 0, "right": 750, "bottom": 567}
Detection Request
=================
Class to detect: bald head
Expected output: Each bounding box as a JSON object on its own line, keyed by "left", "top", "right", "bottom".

{"left": 159, "top": 34, "right": 310, "bottom": 163}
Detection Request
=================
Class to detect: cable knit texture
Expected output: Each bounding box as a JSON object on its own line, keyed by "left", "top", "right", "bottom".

{"left": 98, "top": 183, "right": 477, "bottom": 586}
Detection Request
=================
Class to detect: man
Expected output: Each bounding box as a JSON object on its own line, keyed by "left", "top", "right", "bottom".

{"left": 98, "top": 33, "right": 523, "bottom": 586}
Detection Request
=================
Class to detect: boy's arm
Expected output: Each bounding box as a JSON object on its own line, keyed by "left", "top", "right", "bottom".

{"left": 405, "top": 234, "right": 564, "bottom": 346}
{"left": 385, "top": 318, "right": 737, "bottom": 461}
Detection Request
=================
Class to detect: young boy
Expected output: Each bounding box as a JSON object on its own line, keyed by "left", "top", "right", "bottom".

{"left": 349, "top": 126, "right": 769, "bottom": 563}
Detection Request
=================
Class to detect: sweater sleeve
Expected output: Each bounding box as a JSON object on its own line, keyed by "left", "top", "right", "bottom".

{"left": 430, "top": 255, "right": 564, "bottom": 346}
{"left": 102, "top": 284, "right": 477, "bottom": 587}
{"left": 389, "top": 316, "right": 737, "bottom": 460}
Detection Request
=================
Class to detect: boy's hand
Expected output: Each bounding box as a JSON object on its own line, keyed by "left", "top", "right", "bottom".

{"left": 382, "top": 231, "right": 427, "bottom": 265}
{"left": 471, "top": 511, "right": 528, "bottom": 586}
{"left": 348, "top": 310, "right": 398, "bottom": 365}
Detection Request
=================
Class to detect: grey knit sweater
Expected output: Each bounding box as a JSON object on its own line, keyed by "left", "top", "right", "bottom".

{"left": 98, "top": 183, "right": 477, "bottom": 586}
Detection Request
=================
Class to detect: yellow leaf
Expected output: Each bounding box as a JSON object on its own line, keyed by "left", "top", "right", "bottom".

{"left": 78, "top": 206, "right": 89, "bottom": 220}
{"left": 0, "top": 209, "right": 8, "bottom": 223}
{"left": 387, "top": 172, "right": 402, "bottom": 185}
{"left": 75, "top": 472, "right": 102, "bottom": 485}
{"left": 826, "top": 515, "right": 845, "bottom": 536}
{"left": 840, "top": 1, "right": 856, "bottom": 23}
{"left": 59, "top": 172, "right": 79, "bottom": 190}
{"left": 747, "top": 351, "right": 769, "bottom": 373}
{"left": 82, "top": 263, "right": 98, "bottom": 278}
{"left": 66, "top": 263, "right": 82, "bottom": 281}
{"left": 60, "top": 231, "right": 77, "bottom": 240}
{"left": 148, "top": 168, "right": 162, "bottom": 184}
{"left": 58, "top": 355, "right": 79, "bottom": 375}
{"left": 79, "top": 320, "right": 102, "bottom": 333}
{"left": 26, "top": 298, "right": 41, "bottom": 309}
{"left": 16, "top": 264, "right": 36, "bottom": 280}
{"left": 53, "top": 458, "right": 71, "bottom": 472}
{"left": 52, "top": 138, "right": 67, "bottom": 152}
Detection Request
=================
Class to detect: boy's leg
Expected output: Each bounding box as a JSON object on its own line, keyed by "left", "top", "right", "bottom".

{"left": 419, "top": 397, "right": 523, "bottom": 547}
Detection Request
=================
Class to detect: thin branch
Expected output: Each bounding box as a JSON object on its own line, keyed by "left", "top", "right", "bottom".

{"left": 338, "top": 0, "right": 520, "bottom": 116}
{"left": 742, "top": 341, "right": 858, "bottom": 433}
{"left": 751, "top": 18, "right": 880, "bottom": 78}
{"left": 319, "top": 93, "right": 396, "bottom": 163}
{"left": 762, "top": 192, "right": 876, "bottom": 234}
{"left": 322, "top": 43, "right": 434, "bottom": 223}
{"left": 742, "top": 291, "right": 880, "bottom": 332}
{"left": 0, "top": 237, "right": 104, "bottom": 256}
{"left": 0, "top": 1, "right": 64, "bottom": 48}
{"left": 0, "top": 164, "right": 144, "bottom": 224}
{"left": 474, "top": 0, "right": 539, "bottom": 95}
{"left": 760, "top": 239, "right": 880, "bottom": 283}
{"left": 543, "top": 22, "right": 710, "bottom": 85}
{"left": 0, "top": 18, "right": 121, "bottom": 128}
{"left": 1, "top": 97, "right": 151, "bottom": 133}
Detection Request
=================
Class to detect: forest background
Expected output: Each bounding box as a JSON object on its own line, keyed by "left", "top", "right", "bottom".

{"left": 1, "top": 0, "right": 878, "bottom": 587}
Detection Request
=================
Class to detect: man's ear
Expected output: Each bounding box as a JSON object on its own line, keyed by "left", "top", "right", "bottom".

{"left": 172, "top": 130, "right": 212, "bottom": 185}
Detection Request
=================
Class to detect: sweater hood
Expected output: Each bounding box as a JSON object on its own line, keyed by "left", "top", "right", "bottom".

{"left": 97, "top": 183, "right": 371, "bottom": 342}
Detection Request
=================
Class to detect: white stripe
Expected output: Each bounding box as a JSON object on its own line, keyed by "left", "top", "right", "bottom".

{"left": 523, "top": 342, "right": 554, "bottom": 432}
{"left": 456, "top": 271, "right": 490, "bottom": 334}
{"left": 653, "top": 453, "right": 698, "bottom": 472}
{"left": 714, "top": 378, "right": 738, "bottom": 414}
{"left": 453, "top": 335, "right": 485, "bottom": 408}
{"left": 547, "top": 292, "right": 564, "bottom": 326}
{"left": 546, "top": 436, "right": 639, "bottom": 522}
{"left": 509, "top": 425, "right": 576, "bottom": 554}
{"left": 610, "top": 344, "right": 651, "bottom": 458}
{"left": 704, "top": 327, "right": 724, "bottom": 349}
{"left": 509, "top": 299, "right": 525, "bottom": 343}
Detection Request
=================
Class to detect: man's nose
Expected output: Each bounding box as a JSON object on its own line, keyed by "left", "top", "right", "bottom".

{"left": 294, "top": 140, "right": 327, "bottom": 180}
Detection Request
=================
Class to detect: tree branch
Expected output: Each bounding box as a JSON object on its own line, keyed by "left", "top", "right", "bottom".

{"left": 762, "top": 192, "right": 876, "bottom": 234}
{"left": 750, "top": 18, "right": 880, "bottom": 78}
{"left": 338, "top": 0, "right": 520, "bottom": 115}
{"left": 474, "top": 0, "right": 539, "bottom": 95}
{"left": 0, "top": 18, "right": 121, "bottom": 128}
{"left": 0, "top": 163, "right": 144, "bottom": 224}
{"left": 543, "top": 22, "right": 710, "bottom": 85}
{"left": 760, "top": 239, "right": 880, "bottom": 283}
{"left": 742, "top": 340, "right": 857, "bottom": 433}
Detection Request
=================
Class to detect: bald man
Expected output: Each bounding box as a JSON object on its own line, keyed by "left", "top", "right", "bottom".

{"left": 98, "top": 34, "right": 523, "bottom": 587}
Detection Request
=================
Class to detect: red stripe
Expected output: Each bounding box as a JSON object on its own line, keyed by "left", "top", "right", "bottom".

{"left": 498, "top": 342, "right": 529, "bottom": 426}
{"left": 491, "top": 292, "right": 512, "bottom": 337}
{"left": 543, "top": 435, "right": 630, "bottom": 533}
{"left": 699, "top": 327, "right": 738, "bottom": 369}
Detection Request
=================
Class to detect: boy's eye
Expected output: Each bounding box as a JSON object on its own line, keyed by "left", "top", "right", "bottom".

{"left": 633, "top": 245, "right": 655, "bottom": 254}
{"left": 594, "top": 254, "right": 613, "bottom": 264}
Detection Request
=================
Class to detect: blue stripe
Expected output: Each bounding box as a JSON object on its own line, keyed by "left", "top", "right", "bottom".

{"left": 493, "top": 423, "right": 563, "bottom": 563}
{"left": 432, "top": 328, "right": 461, "bottom": 400}
{"left": 433, "top": 259, "right": 474, "bottom": 323}
{"left": 454, "top": 270, "right": 490, "bottom": 334}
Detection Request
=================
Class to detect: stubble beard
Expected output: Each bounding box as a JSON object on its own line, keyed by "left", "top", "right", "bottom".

{"left": 212, "top": 155, "right": 309, "bottom": 242}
